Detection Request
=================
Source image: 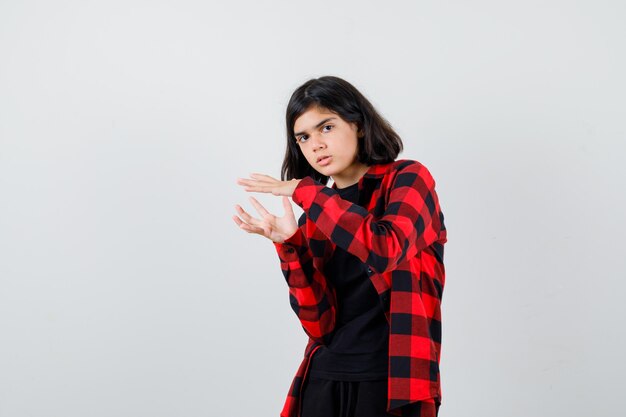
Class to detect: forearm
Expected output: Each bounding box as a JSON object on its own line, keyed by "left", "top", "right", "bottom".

{"left": 291, "top": 162, "right": 444, "bottom": 274}
{"left": 274, "top": 229, "right": 336, "bottom": 343}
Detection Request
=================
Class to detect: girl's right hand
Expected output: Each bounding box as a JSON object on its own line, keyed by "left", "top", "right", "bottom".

{"left": 233, "top": 196, "right": 298, "bottom": 243}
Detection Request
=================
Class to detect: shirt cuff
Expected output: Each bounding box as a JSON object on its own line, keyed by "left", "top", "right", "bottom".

{"left": 274, "top": 241, "right": 297, "bottom": 262}
{"left": 273, "top": 228, "right": 308, "bottom": 262}
{"left": 292, "top": 176, "right": 323, "bottom": 211}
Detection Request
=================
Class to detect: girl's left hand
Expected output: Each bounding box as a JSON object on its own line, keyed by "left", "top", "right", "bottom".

{"left": 237, "top": 174, "right": 301, "bottom": 196}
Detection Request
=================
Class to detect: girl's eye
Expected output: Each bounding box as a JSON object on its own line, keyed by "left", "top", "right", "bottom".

{"left": 297, "top": 135, "right": 308, "bottom": 143}
{"left": 322, "top": 125, "right": 333, "bottom": 132}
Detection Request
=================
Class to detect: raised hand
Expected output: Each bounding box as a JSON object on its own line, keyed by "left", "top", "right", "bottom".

{"left": 236, "top": 173, "right": 301, "bottom": 197}
{"left": 233, "top": 196, "right": 298, "bottom": 243}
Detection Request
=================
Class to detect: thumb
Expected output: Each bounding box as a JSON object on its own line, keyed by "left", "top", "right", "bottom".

{"left": 282, "top": 196, "right": 294, "bottom": 216}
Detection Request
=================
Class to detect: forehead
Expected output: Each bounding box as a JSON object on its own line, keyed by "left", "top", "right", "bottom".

{"left": 293, "top": 106, "right": 337, "bottom": 132}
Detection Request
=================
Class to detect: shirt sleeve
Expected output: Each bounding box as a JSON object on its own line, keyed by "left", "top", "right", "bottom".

{"left": 291, "top": 161, "right": 444, "bottom": 275}
{"left": 274, "top": 226, "right": 336, "bottom": 344}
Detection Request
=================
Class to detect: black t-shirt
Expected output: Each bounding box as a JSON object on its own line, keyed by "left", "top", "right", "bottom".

{"left": 308, "top": 182, "right": 390, "bottom": 381}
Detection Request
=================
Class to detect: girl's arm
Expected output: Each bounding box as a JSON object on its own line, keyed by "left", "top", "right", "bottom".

{"left": 233, "top": 195, "right": 336, "bottom": 344}
{"left": 291, "top": 160, "right": 445, "bottom": 275}
{"left": 274, "top": 217, "right": 336, "bottom": 345}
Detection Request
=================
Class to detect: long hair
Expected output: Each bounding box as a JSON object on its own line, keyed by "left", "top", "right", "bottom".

{"left": 281, "top": 76, "right": 403, "bottom": 184}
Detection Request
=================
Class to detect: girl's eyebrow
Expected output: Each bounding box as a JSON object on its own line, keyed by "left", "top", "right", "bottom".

{"left": 294, "top": 117, "right": 336, "bottom": 137}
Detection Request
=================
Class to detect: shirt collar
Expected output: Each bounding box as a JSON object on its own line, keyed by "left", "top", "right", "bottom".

{"left": 362, "top": 161, "right": 395, "bottom": 179}
{"left": 330, "top": 160, "right": 396, "bottom": 190}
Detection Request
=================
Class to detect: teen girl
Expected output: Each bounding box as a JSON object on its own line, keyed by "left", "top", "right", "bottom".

{"left": 233, "top": 76, "right": 447, "bottom": 417}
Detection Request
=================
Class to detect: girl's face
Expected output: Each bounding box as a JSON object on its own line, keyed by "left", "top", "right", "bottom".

{"left": 294, "top": 106, "right": 369, "bottom": 188}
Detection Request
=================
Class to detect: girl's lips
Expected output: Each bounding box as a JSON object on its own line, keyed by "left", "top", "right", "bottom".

{"left": 317, "top": 156, "right": 332, "bottom": 166}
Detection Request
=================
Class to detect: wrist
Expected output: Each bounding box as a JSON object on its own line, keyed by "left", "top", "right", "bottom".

{"left": 290, "top": 179, "right": 302, "bottom": 195}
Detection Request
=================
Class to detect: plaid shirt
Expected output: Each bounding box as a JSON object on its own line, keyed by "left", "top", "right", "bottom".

{"left": 273, "top": 159, "right": 447, "bottom": 416}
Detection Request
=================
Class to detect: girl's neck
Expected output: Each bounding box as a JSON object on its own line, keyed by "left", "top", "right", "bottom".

{"left": 332, "top": 163, "right": 370, "bottom": 189}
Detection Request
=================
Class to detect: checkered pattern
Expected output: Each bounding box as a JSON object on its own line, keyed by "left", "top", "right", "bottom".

{"left": 274, "top": 159, "right": 447, "bottom": 417}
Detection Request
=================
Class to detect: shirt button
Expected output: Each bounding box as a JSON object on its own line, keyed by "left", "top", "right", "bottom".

{"left": 367, "top": 267, "right": 373, "bottom": 275}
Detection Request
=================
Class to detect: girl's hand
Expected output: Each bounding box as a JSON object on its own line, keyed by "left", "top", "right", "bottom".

{"left": 237, "top": 174, "right": 301, "bottom": 196}
{"left": 233, "top": 196, "right": 298, "bottom": 243}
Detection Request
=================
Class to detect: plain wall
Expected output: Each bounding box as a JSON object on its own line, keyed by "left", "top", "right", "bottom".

{"left": 1, "top": 1, "right": 625, "bottom": 416}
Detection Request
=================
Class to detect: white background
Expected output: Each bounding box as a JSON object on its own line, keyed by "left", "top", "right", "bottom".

{"left": 1, "top": 1, "right": 625, "bottom": 416}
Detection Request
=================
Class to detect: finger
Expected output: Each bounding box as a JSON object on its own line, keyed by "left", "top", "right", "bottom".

{"left": 233, "top": 215, "right": 250, "bottom": 228}
{"left": 235, "top": 204, "right": 262, "bottom": 226}
{"left": 239, "top": 221, "right": 266, "bottom": 235}
{"left": 233, "top": 214, "right": 267, "bottom": 235}
{"left": 242, "top": 175, "right": 274, "bottom": 185}
{"left": 249, "top": 196, "right": 272, "bottom": 218}
{"left": 250, "top": 173, "right": 279, "bottom": 182}
{"left": 237, "top": 179, "right": 275, "bottom": 193}
{"left": 237, "top": 178, "right": 266, "bottom": 187}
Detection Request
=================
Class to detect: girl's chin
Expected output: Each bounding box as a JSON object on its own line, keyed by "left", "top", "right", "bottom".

{"left": 314, "top": 167, "right": 339, "bottom": 177}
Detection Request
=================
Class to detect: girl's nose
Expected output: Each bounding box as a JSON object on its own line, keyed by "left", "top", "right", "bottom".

{"left": 310, "top": 133, "right": 326, "bottom": 150}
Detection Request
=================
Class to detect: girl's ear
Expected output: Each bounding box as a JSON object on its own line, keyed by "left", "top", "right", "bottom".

{"left": 355, "top": 123, "right": 364, "bottom": 138}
